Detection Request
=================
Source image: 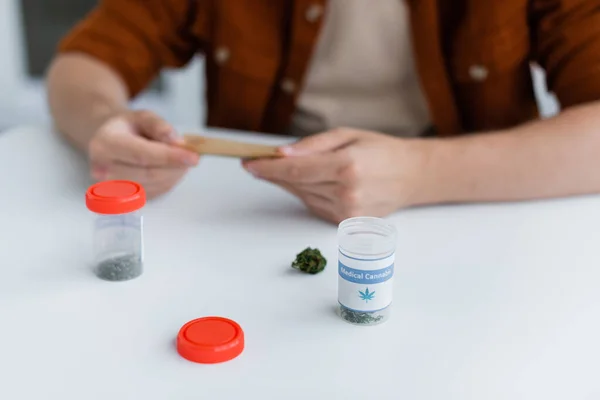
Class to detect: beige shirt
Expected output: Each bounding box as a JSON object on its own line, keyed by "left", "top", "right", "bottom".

{"left": 289, "top": 0, "right": 432, "bottom": 137}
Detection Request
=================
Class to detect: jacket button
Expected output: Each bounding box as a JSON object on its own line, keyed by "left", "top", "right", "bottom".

{"left": 214, "top": 46, "right": 230, "bottom": 64}
{"left": 280, "top": 78, "right": 297, "bottom": 94}
{"left": 305, "top": 4, "right": 324, "bottom": 23}
{"left": 469, "top": 65, "right": 488, "bottom": 81}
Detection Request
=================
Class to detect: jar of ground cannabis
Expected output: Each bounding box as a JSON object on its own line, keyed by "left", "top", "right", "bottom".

{"left": 337, "top": 217, "right": 398, "bottom": 326}
{"left": 85, "top": 180, "right": 146, "bottom": 281}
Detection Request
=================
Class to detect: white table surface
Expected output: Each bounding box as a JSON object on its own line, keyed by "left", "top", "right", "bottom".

{"left": 1, "top": 125, "right": 599, "bottom": 400}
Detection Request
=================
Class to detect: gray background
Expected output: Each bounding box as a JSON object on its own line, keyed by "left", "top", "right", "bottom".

{"left": 20, "top": 0, "right": 162, "bottom": 89}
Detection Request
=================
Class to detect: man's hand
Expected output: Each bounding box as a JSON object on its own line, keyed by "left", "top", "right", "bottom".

{"left": 88, "top": 110, "right": 200, "bottom": 199}
{"left": 242, "top": 128, "right": 430, "bottom": 223}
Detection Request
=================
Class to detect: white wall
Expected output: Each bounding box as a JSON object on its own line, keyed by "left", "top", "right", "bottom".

{"left": 0, "top": 0, "right": 205, "bottom": 131}
{"left": 531, "top": 64, "right": 560, "bottom": 118}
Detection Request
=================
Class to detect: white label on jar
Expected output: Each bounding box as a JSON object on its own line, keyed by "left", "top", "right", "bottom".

{"left": 338, "top": 250, "right": 394, "bottom": 312}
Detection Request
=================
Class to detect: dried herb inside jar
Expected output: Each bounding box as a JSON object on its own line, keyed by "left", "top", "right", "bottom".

{"left": 95, "top": 254, "right": 142, "bottom": 281}
{"left": 291, "top": 247, "right": 327, "bottom": 274}
{"left": 339, "top": 305, "right": 384, "bottom": 325}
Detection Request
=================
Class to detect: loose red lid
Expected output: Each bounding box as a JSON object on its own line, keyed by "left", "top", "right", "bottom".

{"left": 86, "top": 180, "right": 146, "bottom": 214}
{"left": 177, "top": 317, "right": 244, "bottom": 364}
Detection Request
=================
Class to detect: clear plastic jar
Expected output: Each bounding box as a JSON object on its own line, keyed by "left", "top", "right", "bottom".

{"left": 337, "top": 217, "right": 398, "bottom": 326}
{"left": 85, "top": 180, "right": 146, "bottom": 281}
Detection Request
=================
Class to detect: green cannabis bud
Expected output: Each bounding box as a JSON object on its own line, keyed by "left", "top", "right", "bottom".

{"left": 291, "top": 247, "right": 327, "bottom": 274}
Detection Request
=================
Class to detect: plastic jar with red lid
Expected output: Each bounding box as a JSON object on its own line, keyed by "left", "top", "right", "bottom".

{"left": 85, "top": 180, "right": 146, "bottom": 281}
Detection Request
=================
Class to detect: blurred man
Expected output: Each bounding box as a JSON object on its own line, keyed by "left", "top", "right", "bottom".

{"left": 47, "top": 0, "right": 600, "bottom": 223}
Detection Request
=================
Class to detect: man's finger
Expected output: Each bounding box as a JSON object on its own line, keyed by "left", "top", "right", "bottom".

{"left": 269, "top": 179, "right": 336, "bottom": 200}
{"left": 279, "top": 128, "right": 362, "bottom": 156}
{"left": 243, "top": 153, "right": 345, "bottom": 183}
{"left": 134, "top": 110, "right": 180, "bottom": 143}
{"left": 307, "top": 205, "right": 340, "bottom": 224}
{"left": 102, "top": 131, "right": 200, "bottom": 167}
{"left": 272, "top": 181, "right": 337, "bottom": 221}
{"left": 102, "top": 163, "right": 188, "bottom": 185}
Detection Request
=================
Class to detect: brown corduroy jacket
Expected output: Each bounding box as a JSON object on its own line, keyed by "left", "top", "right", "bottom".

{"left": 58, "top": 0, "right": 600, "bottom": 136}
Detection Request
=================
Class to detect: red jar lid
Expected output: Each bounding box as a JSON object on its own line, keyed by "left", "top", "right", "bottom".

{"left": 177, "top": 317, "right": 244, "bottom": 364}
{"left": 86, "top": 180, "right": 146, "bottom": 214}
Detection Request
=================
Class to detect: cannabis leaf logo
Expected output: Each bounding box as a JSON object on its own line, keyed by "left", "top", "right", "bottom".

{"left": 359, "top": 287, "right": 376, "bottom": 303}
